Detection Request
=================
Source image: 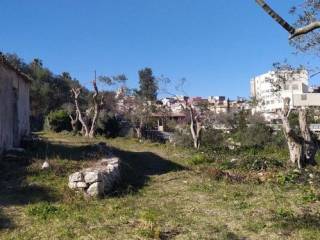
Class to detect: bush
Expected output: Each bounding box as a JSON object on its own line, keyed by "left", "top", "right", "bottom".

{"left": 201, "top": 128, "right": 225, "bottom": 148}
{"left": 233, "top": 123, "right": 274, "bottom": 147}
{"left": 44, "top": 110, "right": 71, "bottom": 132}
{"left": 187, "top": 153, "right": 211, "bottom": 165}
{"left": 172, "top": 127, "right": 193, "bottom": 147}
{"left": 97, "top": 113, "right": 121, "bottom": 138}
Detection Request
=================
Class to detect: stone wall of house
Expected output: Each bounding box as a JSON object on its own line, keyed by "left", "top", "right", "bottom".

{"left": 0, "top": 65, "right": 30, "bottom": 154}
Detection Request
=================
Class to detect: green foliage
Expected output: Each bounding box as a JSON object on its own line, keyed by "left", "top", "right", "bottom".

{"left": 233, "top": 123, "right": 274, "bottom": 147}
{"left": 44, "top": 110, "right": 71, "bottom": 132}
{"left": 302, "top": 190, "right": 320, "bottom": 203}
{"left": 27, "top": 203, "right": 63, "bottom": 220}
{"left": 277, "top": 170, "right": 301, "bottom": 185}
{"left": 5, "top": 53, "right": 87, "bottom": 131}
{"left": 236, "top": 110, "right": 248, "bottom": 131}
{"left": 97, "top": 112, "right": 121, "bottom": 138}
{"left": 137, "top": 67, "right": 158, "bottom": 101}
{"left": 187, "top": 153, "right": 210, "bottom": 165}
{"left": 274, "top": 208, "right": 295, "bottom": 220}
{"left": 201, "top": 128, "right": 225, "bottom": 148}
{"left": 172, "top": 128, "right": 193, "bottom": 148}
{"left": 240, "top": 155, "right": 284, "bottom": 171}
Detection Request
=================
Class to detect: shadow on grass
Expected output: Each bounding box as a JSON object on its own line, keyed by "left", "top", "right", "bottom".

{"left": 109, "top": 147, "right": 187, "bottom": 196}
{"left": 0, "top": 135, "right": 187, "bottom": 228}
{"left": 0, "top": 153, "right": 57, "bottom": 230}
{"left": 273, "top": 211, "right": 320, "bottom": 234}
{"left": 26, "top": 138, "right": 104, "bottom": 161}
{"left": 27, "top": 137, "right": 187, "bottom": 196}
{"left": 0, "top": 209, "right": 14, "bottom": 230}
{"left": 0, "top": 155, "right": 57, "bottom": 207}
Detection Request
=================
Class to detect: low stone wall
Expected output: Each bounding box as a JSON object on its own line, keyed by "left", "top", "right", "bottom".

{"left": 68, "top": 156, "right": 121, "bottom": 197}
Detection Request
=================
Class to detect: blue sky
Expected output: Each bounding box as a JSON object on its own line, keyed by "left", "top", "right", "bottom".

{"left": 1, "top": 0, "right": 319, "bottom": 98}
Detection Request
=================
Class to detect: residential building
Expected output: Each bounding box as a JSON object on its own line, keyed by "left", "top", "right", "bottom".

{"left": 250, "top": 70, "right": 309, "bottom": 121}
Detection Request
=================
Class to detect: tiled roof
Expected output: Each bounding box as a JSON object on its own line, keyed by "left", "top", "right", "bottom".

{"left": 0, "top": 52, "right": 33, "bottom": 83}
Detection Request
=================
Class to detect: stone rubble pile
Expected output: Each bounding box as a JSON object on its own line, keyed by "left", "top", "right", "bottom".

{"left": 68, "top": 156, "right": 121, "bottom": 197}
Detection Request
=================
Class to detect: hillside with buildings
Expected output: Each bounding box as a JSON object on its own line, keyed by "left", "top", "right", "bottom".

{"left": 3, "top": 1, "right": 320, "bottom": 239}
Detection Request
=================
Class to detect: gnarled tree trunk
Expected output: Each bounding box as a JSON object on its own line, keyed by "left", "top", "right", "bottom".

{"left": 89, "top": 80, "right": 102, "bottom": 138}
{"left": 71, "top": 79, "right": 103, "bottom": 138}
{"left": 189, "top": 107, "right": 202, "bottom": 149}
{"left": 135, "top": 117, "right": 144, "bottom": 139}
{"left": 280, "top": 110, "right": 304, "bottom": 168}
{"left": 69, "top": 112, "right": 79, "bottom": 133}
{"left": 298, "top": 108, "right": 317, "bottom": 166}
{"left": 280, "top": 98, "right": 318, "bottom": 168}
{"left": 71, "top": 88, "right": 89, "bottom": 137}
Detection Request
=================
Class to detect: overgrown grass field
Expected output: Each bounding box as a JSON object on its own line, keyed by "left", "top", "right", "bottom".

{"left": 1, "top": 132, "right": 320, "bottom": 239}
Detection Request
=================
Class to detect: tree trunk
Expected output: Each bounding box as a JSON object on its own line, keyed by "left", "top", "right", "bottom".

{"left": 69, "top": 113, "right": 79, "bottom": 133}
{"left": 88, "top": 80, "right": 101, "bottom": 138}
{"left": 72, "top": 88, "right": 89, "bottom": 137}
{"left": 298, "top": 108, "right": 317, "bottom": 166}
{"left": 135, "top": 118, "right": 144, "bottom": 139}
{"left": 135, "top": 127, "right": 142, "bottom": 139}
{"left": 281, "top": 113, "right": 304, "bottom": 168}
{"left": 189, "top": 108, "right": 202, "bottom": 149}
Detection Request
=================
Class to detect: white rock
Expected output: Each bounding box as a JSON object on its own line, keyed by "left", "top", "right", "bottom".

{"left": 68, "top": 155, "right": 121, "bottom": 197}
{"left": 76, "top": 182, "right": 88, "bottom": 188}
{"left": 293, "top": 169, "right": 301, "bottom": 174}
{"left": 68, "top": 182, "right": 77, "bottom": 189}
{"left": 84, "top": 171, "right": 102, "bottom": 183}
{"left": 108, "top": 157, "right": 119, "bottom": 165}
{"left": 41, "top": 161, "right": 50, "bottom": 170}
{"left": 106, "top": 164, "right": 116, "bottom": 172}
{"left": 69, "top": 172, "right": 84, "bottom": 182}
{"left": 87, "top": 182, "right": 105, "bottom": 196}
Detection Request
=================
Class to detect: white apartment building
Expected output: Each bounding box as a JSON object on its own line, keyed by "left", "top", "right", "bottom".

{"left": 250, "top": 70, "right": 309, "bottom": 121}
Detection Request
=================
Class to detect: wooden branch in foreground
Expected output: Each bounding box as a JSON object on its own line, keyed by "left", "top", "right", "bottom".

{"left": 290, "top": 22, "right": 320, "bottom": 39}
{"left": 255, "top": 0, "right": 295, "bottom": 35}
{"left": 255, "top": 0, "right": 320, "bottom": 39}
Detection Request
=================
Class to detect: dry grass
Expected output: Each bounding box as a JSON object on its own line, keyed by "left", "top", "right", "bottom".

{"left": 0, "top": 132, "right": 320, "bottom": 239}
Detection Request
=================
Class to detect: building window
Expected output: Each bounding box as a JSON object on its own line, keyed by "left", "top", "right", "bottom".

{"left": 292, "top": 84, "right": 299, "bottom": 90}
{"left": 301, "top": 94, "right": 307, "bottom": 101}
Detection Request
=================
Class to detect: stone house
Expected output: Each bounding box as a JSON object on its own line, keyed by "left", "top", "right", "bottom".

{"left": 0, "top": 54, "right": 32, "bottom": 154}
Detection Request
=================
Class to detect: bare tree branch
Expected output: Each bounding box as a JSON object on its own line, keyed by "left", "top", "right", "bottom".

{"left": 255, "top": 0, "right": 295, "bottom": 34}
{"left": 290, "top": 21, "right": 320, "bottom": 39}
{"left": 255, "top": 0, "right": 320, "bottom": 39}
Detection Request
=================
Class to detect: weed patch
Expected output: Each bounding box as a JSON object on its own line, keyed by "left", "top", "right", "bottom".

{"left": 26, "top": 202, "right": 65, "bottom": 220}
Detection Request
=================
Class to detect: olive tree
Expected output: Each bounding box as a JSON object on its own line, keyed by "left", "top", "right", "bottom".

{"left": 255, "top": 0, "right": 320, "bottom": 168}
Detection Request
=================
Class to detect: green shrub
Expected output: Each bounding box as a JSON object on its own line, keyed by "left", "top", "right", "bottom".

{"left": 44, "top": 110, "right": 71, "bottom": 132}
{"left": 233, "top": 123, "right": 274, "bottom": 147}
{"left": 274, "top": 207, "right": 294, "bottom": 220}
{"left": 97, "top": 115, "right": 121, "bottom": 137}
{"left": 240, "top": 156, "right": 284, "bottom": 171}
{"left": 172, "top": 128, "right": 193, "bottom": 148}
{"left": 187, "top": 153, "right": 210, "bottom": 165}
{"left": 302, "top": 190, "right": 320, "bottom": 203}
{"left": 277, "top": 170, "right": 301, "bottom": 185}
{"left": 201, "top": 128, "right": 225, "bottom": 148}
